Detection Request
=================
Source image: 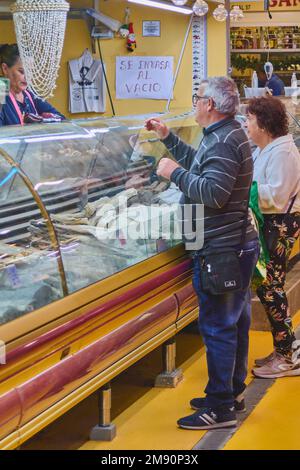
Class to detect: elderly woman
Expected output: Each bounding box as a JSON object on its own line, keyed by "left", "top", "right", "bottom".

{"left": 0, "top": 43, "right": 64, "bottom": 126}
{"left": 246, "top": 96, "right": 300, "bottom": 378}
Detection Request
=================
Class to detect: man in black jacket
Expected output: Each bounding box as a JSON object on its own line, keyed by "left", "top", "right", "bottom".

{"left": 145, "top": 76, "right": 259, "bottom": 430}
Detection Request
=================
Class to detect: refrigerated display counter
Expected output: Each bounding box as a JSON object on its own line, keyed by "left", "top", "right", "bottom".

{"left": 0, "top": 111, "right": 201, "bottom": 449}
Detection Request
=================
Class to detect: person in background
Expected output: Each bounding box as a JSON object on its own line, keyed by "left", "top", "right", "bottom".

{"left": 256, "top": 63, "right": 284, "bottom": 96}
{"left": 0, "top": 44, "right": 65, "bottom": 126}
{"left": 145, "top": 77, "right": 259, "bottom": 430}
{"left": 246, "top": 96, "right": 300, "bottom": 378}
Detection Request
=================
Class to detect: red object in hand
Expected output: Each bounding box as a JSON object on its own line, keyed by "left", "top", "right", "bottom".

{"left": 145, "top": 119, "right": 155, "bottom": 131}
{"left": 41, "top": 112, "right": 62, "bottom": 122}
{"left": 41, "top": 112, "right": 55, "bottom": 118}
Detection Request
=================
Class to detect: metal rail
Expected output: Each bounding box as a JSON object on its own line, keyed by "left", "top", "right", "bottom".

{"left": 0, "top": 148, "right": 69, "bottom": 297}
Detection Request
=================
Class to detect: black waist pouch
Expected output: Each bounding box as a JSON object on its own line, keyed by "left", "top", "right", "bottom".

{"left": 199, "top": 250, "right": 242, "bottom": 295}
{"left": 263, "top": 218, "right": 280, "bottom": 253}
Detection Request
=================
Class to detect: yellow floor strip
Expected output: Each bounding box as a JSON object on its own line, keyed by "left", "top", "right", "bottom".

{"left": 224, "top": 310, "right": 300, "bottom": 450}
{"left": 22, "top": 309, "right": 299, "bottom": 450}
{"left": 80, "top": 313, "right": 300, "bottom": 450}
{"left": 80, "top": 346, "right": 209, "bottom": 450}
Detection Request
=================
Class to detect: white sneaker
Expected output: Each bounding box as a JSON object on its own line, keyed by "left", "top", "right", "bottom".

{"left": 254, "top": 350, "right": 276, "bottom": 367}
{"left": 252, "top": 352, "right": 300, "bottom": 378}
{"left": 291, "top": 339, "right": 300, "bottom": 362}
{"left": 255, "top": 340, "right": 300, "bottom": 368}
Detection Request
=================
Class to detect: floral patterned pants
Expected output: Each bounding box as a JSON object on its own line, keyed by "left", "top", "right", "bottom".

{"left": 256, "top": 212, "right": 300, "bottom": 354}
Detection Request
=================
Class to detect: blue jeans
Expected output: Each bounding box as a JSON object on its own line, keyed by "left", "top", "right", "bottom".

{"left": 192, "top": 239, "right": 260, "bottom": 409}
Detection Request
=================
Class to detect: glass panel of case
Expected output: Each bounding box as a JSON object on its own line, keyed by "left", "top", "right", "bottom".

{"left": 0, "top": 159, "right": 65, "bottom": 324}
{"left": 0, "top": 111, "right": 201, "bottom": 305}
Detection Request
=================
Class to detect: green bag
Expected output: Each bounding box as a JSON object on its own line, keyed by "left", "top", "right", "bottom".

{"left": 249, "top": 181, "right": 270, "bottom": 289}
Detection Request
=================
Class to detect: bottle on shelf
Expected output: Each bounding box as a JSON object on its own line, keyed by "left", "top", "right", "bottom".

{"left": 268, "top": 29, "right": 275, "bottom": 49}
{"left": 261, "top": 30, "right": 268, "bottom": 49}
{"left": 291, "top": 72, "right": 298, "bottom": 88}
{"left": 245, "top": 29, "right": 253, "bottom": 49}
{"left": 284, "top": 33, "right": 291, "bottom": 48}
{"left": 235, "top": 32, "right": 244, "bottom": 49}
{"left": 252, "top": 71, "right": 258, "bottom": 88}
{"left": 252, "top": 29, "right": 258, "bottom": 49}
{"left": 292, "top": 33, "right": 298, "bottom": 49}
{"left": 277, "top": 30, "right": 284, "bottom": 49}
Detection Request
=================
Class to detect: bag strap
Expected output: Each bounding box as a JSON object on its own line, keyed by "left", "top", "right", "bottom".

{"left": 9, "top": 92, "right": 24, "bottom": 125}
{"left": 240, "top": 213, "right": 248, "bottom": 249}
{"left": 286, "top": 194, "right": 297, "bottom": 214}
{"left": 24, "top": 90, "right": 38, "bottom": 114}
{"left": 240, "top": 183, "right": 252, "bottom": 251}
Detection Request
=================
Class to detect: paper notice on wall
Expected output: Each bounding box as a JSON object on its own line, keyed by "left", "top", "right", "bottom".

{"left": 116, "top": 56, "right": 174, "bottom": 100}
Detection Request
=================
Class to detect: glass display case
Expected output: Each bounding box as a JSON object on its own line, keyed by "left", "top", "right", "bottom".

{"left": 0, "top": 112, "right": 202, "bottom": 326}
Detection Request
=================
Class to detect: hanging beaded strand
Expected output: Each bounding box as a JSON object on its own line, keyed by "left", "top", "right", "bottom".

{"left": 11, "top": 0, "right": 69, "bottom": 99}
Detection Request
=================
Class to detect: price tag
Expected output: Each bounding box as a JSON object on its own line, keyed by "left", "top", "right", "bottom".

{"left": 0, "top": 78, "right": 10, "bottom": 104}
{"left": 117, "top": 229, "right": 127, "bottom": 246}
{"left": 6, "top": 264, "right": 22, "bottom": 289}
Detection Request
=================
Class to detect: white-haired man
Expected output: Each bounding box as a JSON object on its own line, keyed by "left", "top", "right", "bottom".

{"left": 145, "top": 76, "right": 259, "bottom": 430}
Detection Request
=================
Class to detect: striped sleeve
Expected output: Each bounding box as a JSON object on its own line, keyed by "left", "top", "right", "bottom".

{"left": 161, "top": 132, "right": 197, "bottom": 170}
{"left": 170, "top": 142, "right": 241, "bottom": 208}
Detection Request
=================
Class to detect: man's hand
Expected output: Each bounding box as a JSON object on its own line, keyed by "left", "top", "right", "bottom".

{"left": 145, "top": 117, "right": 170, "bottom": 140}
{"left": 157, "top": 158, "right": 181, "bottom": 181}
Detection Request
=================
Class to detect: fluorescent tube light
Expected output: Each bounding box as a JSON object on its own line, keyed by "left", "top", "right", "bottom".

{"left": 86, "top": 8, "right": 122, "bottom": 32}
{"left": 128, "top": 0, "right": 193, "bottom": 14}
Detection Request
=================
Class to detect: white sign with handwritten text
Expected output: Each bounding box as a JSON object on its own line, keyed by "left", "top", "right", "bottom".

{"left": 116, "top": 56, "right": 173, "bottom": 100}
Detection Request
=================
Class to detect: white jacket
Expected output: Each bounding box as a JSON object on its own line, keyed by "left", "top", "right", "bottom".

{"left": 253, "top": 134, "right": 300, "bottom": 214}
{"left": 69, "top": 49, "right": 106, "bottom": 114}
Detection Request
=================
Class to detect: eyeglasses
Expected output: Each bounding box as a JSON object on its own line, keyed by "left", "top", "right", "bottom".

{"left": 192, "top": 94, "right": 209, "bottom": 106}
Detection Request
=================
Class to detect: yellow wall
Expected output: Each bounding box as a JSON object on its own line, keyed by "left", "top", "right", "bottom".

{"left": 0, "top": 0, "right": 227, "bottom": 118}
{"left": 207, "top": 6, "right": 227, "bottom": 77}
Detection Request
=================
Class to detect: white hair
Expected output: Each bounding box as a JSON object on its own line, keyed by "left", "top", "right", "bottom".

{"left": 200, "top": 76, "right": 240, "bottom": 115}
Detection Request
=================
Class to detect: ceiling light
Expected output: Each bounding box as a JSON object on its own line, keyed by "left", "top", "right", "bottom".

{"left": 192, "top": 0, "right": 209, "bottom": 17}
{"left": 213, "top": 4, "right": 228, "bottom": 22}
{"left": 128, "top": 0, "right": 192, "bottom": 14}
{"left": 171, "top": 0, "right": 188, "bottom": 5}
{"left": 230, "top": 5, "right": 244, "bottom": 22}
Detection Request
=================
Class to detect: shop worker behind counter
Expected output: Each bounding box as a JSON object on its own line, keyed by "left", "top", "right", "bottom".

{"left": 0, "top": 44, "right": 65, "bottom": 126}
{"left": 256, "top": 63, "right": 284, "bottom": 96}
{"left": 145, "top": 77, "right": 259, "bottom": 431}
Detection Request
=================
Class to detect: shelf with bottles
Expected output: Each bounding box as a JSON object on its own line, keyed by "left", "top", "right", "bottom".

{"left": 231, "top": 26, "right": 300, "bottom": 51}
